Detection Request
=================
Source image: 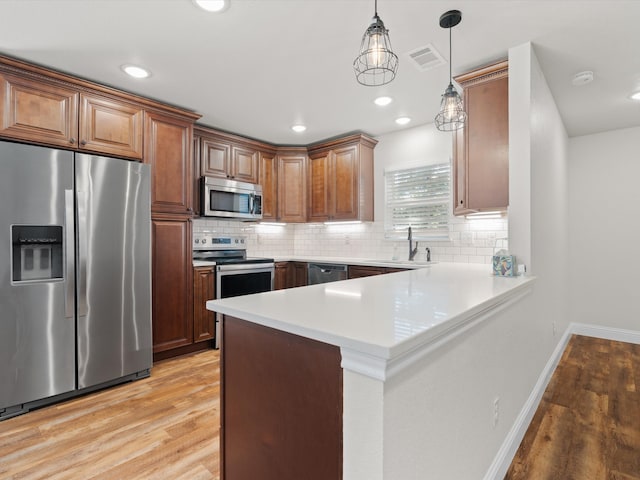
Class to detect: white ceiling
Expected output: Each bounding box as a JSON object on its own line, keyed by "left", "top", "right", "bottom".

{"left": 1, "top": 0, "right": 639, "bottom": 144}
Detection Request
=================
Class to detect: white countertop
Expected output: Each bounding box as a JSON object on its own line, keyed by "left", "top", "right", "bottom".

{"left": 273, "top": 255, "right": 434, "bottom": 269}
{"left": 207, "top": 263, "right": 534, "bottom": 378}
{"left": 194, "top": 256, "right": 433, "bottom": 269}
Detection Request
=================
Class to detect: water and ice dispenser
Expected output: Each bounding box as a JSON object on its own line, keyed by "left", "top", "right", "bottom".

{"left": 11, "top": 225, "right": 63, "bottom": 282}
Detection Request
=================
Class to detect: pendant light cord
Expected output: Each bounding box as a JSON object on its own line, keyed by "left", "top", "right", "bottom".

{"left": 449, "top": 25, "right": 452, "bottom": 85}
{"left": 374, "top": 0, "right": 378, "bottom": 16}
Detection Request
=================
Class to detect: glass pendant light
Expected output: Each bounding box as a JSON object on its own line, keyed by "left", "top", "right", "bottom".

{"left": 435, "top": 10, "right": 466, "bottom": 131}
{"left": 353, "top": 0, "right": 398, "bottom": 86}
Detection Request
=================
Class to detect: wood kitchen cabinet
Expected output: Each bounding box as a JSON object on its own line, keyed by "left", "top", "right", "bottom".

{"left": 307, "top": 134, "right": 377, "bottom": 222}
{"left": 348, "top": 265, "right": 408, "bottom": 278}
{"left": 259, "top": 150, "right": 278, "bottom": 221}
{"left": 193, "top": 265, "right": 216, "bottom": 343}
{"left": 274, "top": 261, "right": 308, "bottom": 289}
{"left": 292, "top": 262, "right": 308, "bottom": 287}
{"left": 152, "top": 215, "right": 193, "bottom": 355}
{"left": 274, "top": 262, "right": 289, "bottom": 290}
{"left": 277, "top": 148, "right": 308, "bottom": 223}
{"left": 0, "top": 71, "right": 144, "bottom": 159}
{"left": 197, "top": 127, "right": 259, "bottom": 184}
{"left": 453, "top": 60, "right": 509, "bottom": 216}
{"left": 145, "top": 110, "right": 194, "bottom": 215}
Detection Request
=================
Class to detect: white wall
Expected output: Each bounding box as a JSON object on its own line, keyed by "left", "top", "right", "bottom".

{"left": 568, "top": 126, "right": 640, "bottom": 330}
{"left": 340, "top": 42, "right": 572, "bottom": 480}
{"left": 382, "top": 41, "right": 571, "bottom": 478}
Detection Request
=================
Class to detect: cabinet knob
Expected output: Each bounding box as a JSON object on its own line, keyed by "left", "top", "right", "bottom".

{"left": 69, "top": 138, "right": 76, "bottom": 144}
{"left": 80, "top": 140, "right": 87, "bottom": 146}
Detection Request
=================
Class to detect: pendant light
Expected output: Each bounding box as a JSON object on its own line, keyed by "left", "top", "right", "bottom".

{"left": 353, "top": 0, "right": 398, "bottom": 86}
{"left": 434, "top": 10, "right": 466, "bottom": 131}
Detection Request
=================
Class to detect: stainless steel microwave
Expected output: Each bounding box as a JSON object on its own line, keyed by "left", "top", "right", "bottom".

{"left": 200, "top": 176, "right": 263, "bottom": 220}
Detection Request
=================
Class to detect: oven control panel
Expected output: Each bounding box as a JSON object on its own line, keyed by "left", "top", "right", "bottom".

{"left": 193, "top": 234, "right": 246, "bottom": 251}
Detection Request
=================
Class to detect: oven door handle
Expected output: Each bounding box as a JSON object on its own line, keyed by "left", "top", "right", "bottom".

{"left": 217, "top": 263, "right": 275, "bottom": 273}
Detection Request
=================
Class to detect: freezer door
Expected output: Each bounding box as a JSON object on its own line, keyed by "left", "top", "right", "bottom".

{"left": 75, "top": 154, "right": 151, "bottom": 389}
{"left": 0, "top": 142, "right": 76, "bottom": 410}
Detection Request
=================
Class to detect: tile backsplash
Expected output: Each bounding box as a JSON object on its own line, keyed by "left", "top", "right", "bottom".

{"left": 193, "top": 216, "right": 508, "bottom": 264}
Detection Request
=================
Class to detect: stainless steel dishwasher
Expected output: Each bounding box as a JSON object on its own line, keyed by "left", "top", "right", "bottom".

{"left": 307, "top": 263, "right": 348, "bottom": 285}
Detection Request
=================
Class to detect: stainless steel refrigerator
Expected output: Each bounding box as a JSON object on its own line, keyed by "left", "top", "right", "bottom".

{"left": 0, "top": 140, "right": 152, "bottom": 419}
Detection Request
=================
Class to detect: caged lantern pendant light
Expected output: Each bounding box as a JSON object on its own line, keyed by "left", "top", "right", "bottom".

{"left": 353, "top": 0, "right": 399, "bottom": 86}
{"left": 434, "top": 10, "right": 467, "bottom": 131}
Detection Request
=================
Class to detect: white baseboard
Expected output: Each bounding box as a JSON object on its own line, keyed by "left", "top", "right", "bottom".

{"left": 570, "top": 323, "right": 640, "bottom": 344}
{"left": 483, "top": 322, "right": 640, "bottom": 480}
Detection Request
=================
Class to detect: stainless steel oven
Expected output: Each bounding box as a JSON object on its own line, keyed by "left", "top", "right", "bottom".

{"left": 193, "top": 234, "right": 274, "bottom": 348}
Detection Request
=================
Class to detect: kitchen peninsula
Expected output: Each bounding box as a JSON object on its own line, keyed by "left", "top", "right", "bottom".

{"left": 207, "top": 262, "right": 535, "bottom": 480}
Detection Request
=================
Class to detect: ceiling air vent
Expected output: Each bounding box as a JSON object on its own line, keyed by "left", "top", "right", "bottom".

{"left": 406, "top": 43, "right": 446, "bottom": 72}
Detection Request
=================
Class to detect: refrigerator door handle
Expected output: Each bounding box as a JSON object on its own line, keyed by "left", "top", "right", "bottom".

{"left": 64, "top": 190, "right": 75, "bottom": 318}
{"left": 76, "top": 190, "right": 88, "bottom": 316}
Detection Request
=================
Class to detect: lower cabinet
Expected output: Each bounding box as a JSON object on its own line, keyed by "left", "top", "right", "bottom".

{"left": 348, "top": 265, "right": 407, "bottom": 279}
{"left": 275, "top": 261, "right": 309, "bottom": 290}
{"left": 151, "top": 215, "right": 193, "bottom": 355}
{"left": 274, "top": 262, "right": 289, "bottom": 290}
{"left": 193, "top": 266, "right": 216, "bottom": 343}
{"left": 292, "top": 262, "right": 308, "bottom": 287}
{"left": 348, "top": 265, "right": 386, "bottom": 279}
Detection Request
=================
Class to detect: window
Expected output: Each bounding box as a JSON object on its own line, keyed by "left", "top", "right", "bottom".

{"left": 384, "top": 162, "right": 451, "bottom": 239}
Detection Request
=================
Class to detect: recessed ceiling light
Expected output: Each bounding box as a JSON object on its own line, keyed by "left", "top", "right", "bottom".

{"left": 374, "top": 96, "right": 393, "bottom": 106}
{"left": 121, "top": 64, "right": 150, "bottom": 79}
{"left": 571, "top": 70, "right": 594, "bottom": 86}
{"left": 631, "top": 91, "right": 640, "bottom": 101}
{"left": 395, "top": 117, "right": 411, "bottom": 125}
{"left": 192, "top": 0, "right": 229, "bottom": 12}
{"left": 291, "top": 125, "right": 307, "bottom": 133}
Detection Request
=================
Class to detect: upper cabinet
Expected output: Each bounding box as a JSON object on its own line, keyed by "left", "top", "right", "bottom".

{"left": 196, "top": 127, "right": 259, "bottom": 184}
{"left": 145, "top": 110, "right": 194, "bottom": 215}
{"left": 307, "top": 134, "right": 377, "bottom": 222}
{"left": 277, "top": 148, "right": 307, "bottom": 223}
{"left": 259, "top": 149, "right": 278, "bottom": 221}
{"left": 0, "top": 70, "right": 143, "bottom": 159}
{"left": 79, "top": 93, "right": 143, "bottom": 159}
{"left": 453, "top": 60, "right": 509, "bottom": 216}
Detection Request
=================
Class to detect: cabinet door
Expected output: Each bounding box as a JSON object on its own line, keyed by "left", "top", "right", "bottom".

{"left": 332, "top": 145, "right": 359, "bottom": 220}
{"left": 201, "top": 137, "right": 230, "bottom": 179}
{"left": 278, "top": 153, "right": 307, "bottom": 223}
{"left": 193, "top": 133, "right": 202, "bottom": 216}
{"left": 79, "top": 93, "right": 143, "bottom": 159}
{"left": 274, "top": 262, "right": 290, "bottom": 290}
{"left": 145, "top": 111, "right": 193, "bottom": 214}
{"left": 0, "top": 72, "right": 78, "bottom": 147}
{"left": 231, "top": 144, "right": 258, "bottom": 183}
{"left": 152, "top": 216, "right": 193, "bottom": 353}
{"left": 193, "top": 266, "right": 215, "bottom": 343}
{"left": 348, "top": 265, "right": 385, "bottom": 279}
{"left": 260, "top": 151, "right": 277, "bottom": 220}
{"left": 453, "top": 61, "right": 509, "bottom": 215}
{"left": 293, "top": 262, "right": 308, "bottom": 287}
{"left": 308, "top": 152, "right": 331, "bottom": 222}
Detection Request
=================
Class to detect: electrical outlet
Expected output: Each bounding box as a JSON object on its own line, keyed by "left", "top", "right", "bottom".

{"left": 493, "top": 397, "right": 500, "bottom": 428}
{"left": 344, "top": 235, "right": 350, "bottom": 245}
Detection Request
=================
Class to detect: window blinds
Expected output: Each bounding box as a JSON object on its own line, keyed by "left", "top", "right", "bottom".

{"left": 384, "top": 162, "right": 451, "bottom": 239}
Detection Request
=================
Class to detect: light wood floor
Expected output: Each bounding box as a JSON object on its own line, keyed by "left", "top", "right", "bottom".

{"left": 2, "top": 335, "right": 638, "bottom": 480}
{"left": 0, "top": 349, "right": 220, "bottom": 480}
{"left": 506, "top": 335, "right": 640, "bottom": 479}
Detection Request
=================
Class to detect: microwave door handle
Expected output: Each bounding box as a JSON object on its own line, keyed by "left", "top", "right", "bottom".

{"left": 249, "top": 193, "right": 255, "bottom": 214}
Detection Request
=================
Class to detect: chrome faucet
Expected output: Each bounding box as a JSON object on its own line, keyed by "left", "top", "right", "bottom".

{"left": 408, "top": 226, "right": 418, "bottom": 261}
